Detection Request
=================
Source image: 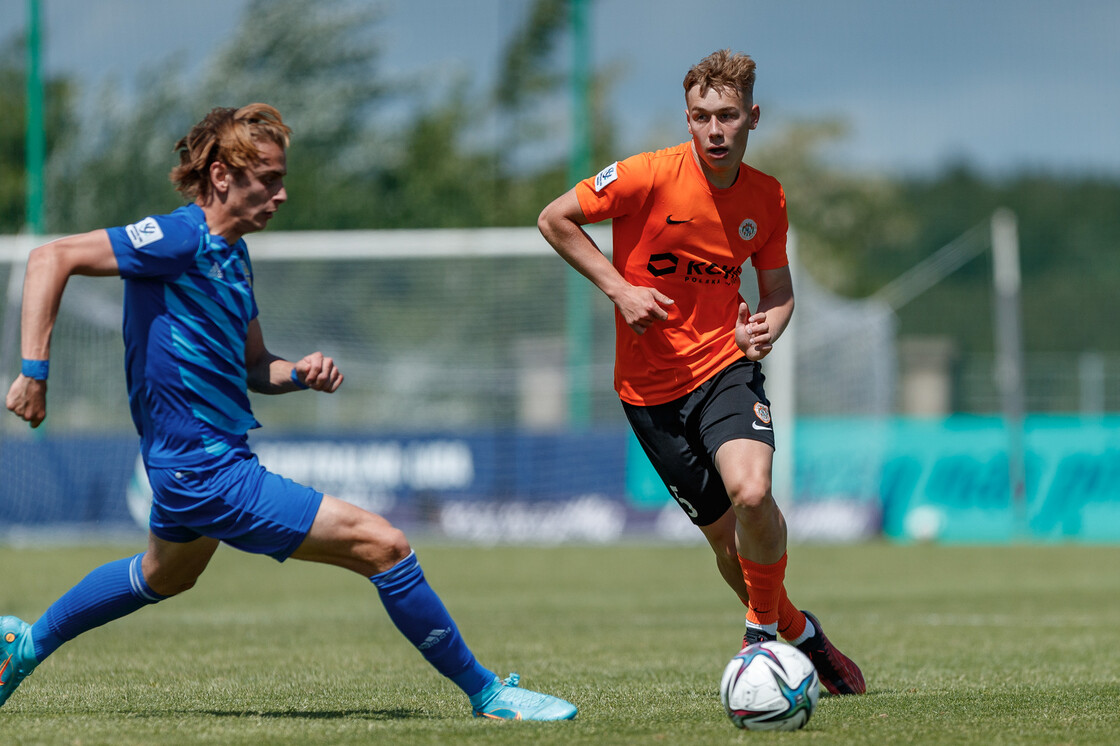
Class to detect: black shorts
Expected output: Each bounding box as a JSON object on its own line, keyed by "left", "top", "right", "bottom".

{"left": 622, "top": 358, "right": 774, "bottom": 527}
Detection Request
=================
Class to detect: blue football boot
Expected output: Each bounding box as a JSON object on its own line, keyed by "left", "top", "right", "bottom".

{"left": 0, "top": 616, "right": 37, "bottom": 708}
{"left": 470, "top": 673, "right": 578, "bottom": 721}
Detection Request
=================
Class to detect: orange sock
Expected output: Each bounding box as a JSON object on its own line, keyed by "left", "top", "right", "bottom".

{"left": 738, "top": 582, "right": 804, "bottom": 638}
{"left": 737, "top": 553, "right": 787, "bottom": 628}
{"left": 777, "top": 586, "right": 807, "bottom": 641}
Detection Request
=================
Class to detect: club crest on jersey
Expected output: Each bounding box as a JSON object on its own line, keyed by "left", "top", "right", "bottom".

{"left": 125, "top": 217, "right": 164, "bottom": 249}
{"left": 738, "top": 219, "right": 758, "bottom": 241}
{"left": 753, "top": 402, "right": 771, "bottom": 424}
{"left": 594, "top": 162, "right": 619, "bottom": 192}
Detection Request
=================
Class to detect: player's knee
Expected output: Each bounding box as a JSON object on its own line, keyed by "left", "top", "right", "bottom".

{"left": 727, "top": 478, "right": 772, "bottom": 512}
{"left": 146, "top": 570, "right": 202, "bottom": 597}
{"left": 354, "top": 517, "right": 411, "bottom": 573}
{"left": 163, "top": 579, "right": 197, "bottom": 596}
{"left": 378, "top": 525, "right": 411, "bottom": 563}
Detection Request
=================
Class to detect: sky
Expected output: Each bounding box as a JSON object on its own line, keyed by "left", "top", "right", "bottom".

{"left": 2, "top": 0, "right": 1118, "bottom": 178}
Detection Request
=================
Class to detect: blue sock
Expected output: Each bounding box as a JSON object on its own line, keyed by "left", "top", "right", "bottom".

{"left": 31, "top": 553, "right": 168, "bottom": 662}
{"left": 370, "top": 551, "right": 495, "bottom": 697}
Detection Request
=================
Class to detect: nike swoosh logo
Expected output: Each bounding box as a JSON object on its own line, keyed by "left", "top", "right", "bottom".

{"left": 752, "top": 422, "right": 772, "bottom": 431}
{"left": 665, "top": 215, "right": 692, "bottom": 224}
{"left": 0, "top": 654, "right": 11, "bottom": 686}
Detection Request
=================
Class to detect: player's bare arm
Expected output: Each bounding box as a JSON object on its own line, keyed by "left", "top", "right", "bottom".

{"left": 5, "top": 230, "right": 120, "bottom": 427}
{"left": 735, "top": 265, "right": 794, "bottom": 361}
{"left": 538, "top": 188, "right": 674, "bottom": 335}
{"left": 244, "top": 319, "right": 343, "bottom": 394}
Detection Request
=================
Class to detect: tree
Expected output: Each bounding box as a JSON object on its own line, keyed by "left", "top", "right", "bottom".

{"left": 0, "top": 36, "right": 74, "bottom": 234}
{"left": 486, "top": 0, "right": 621, "bottom": 223}
{"left": 47, "top": 0, "right": 391, "bottom": 233}
{"left": 748, "top": 119, "right": 918, "bottom": 298}
{"left": 37, "top": 0, "right": 625, "bottom": 233}
{"left": 47, "top": 63, "right": 196, "bottom": 232}
{"left": 893, "top": 166, "right": 1120, "bottom": 355}
{"left": 195, "top": 0, "right": 389, "bottom": 231}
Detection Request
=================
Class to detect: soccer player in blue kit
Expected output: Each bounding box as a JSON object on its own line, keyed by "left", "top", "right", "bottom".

{"left": 1, "top": 104, "right": 576, "bottom": 721}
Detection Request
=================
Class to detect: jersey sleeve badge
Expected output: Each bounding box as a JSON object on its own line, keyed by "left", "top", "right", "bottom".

{"left": 593, "top": 161, "right": 619, "bottom": 192}
{"left": 125, "top": 217, "right": 165, "bottom": 249}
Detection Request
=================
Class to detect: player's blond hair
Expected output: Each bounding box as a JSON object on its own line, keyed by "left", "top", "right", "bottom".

{"left": 170, "top": 103, "right": 292, "bottom": 202}
{"left": 683, "top": 49, "right": 757, "bottom": 103}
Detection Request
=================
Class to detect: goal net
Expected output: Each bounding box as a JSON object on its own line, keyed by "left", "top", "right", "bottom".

{"left": 0, "top": 227, "right": 895, "bottom": 538}
{"left": 0, "top": 228, "right": 626, "bottom": 436}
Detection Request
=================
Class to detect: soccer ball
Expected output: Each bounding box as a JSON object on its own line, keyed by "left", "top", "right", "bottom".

{"left": 719, "top": 640, "right": 819, "bottom": 731}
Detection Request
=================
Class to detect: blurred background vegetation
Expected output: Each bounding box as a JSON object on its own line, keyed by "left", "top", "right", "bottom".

{"left": 2, "top": 0, "right": 1118, "bottom": 413}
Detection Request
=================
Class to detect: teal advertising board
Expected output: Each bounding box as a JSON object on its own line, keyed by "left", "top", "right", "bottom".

{"left": 627, "top": 416, "right": 1120, "bottom": 543}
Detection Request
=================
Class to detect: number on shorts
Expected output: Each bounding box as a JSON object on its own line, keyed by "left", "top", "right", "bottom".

{"left": 669, "top": 485, "right": 699, "bottom": 518}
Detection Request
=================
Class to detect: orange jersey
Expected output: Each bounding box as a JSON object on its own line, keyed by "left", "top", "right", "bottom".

{"left": 575, "top": 142, "right": 789, "bottom": 406}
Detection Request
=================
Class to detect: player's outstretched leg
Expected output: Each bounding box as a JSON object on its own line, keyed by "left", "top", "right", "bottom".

{"left": 0, "top": 616, "right": 38, "bottom": 708}
{"left": 370, "top": 550, "right": 577, "bottom": 721}
{"left": 469, "top": 672, "right": 578, "bottom": 721}
{"left": 794, "top": 610, "right": 865, "bottom": 695}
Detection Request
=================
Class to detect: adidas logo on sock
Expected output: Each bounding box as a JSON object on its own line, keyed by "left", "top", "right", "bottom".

{"left": 418, "top": 627, "right": 451, "bottom": 650}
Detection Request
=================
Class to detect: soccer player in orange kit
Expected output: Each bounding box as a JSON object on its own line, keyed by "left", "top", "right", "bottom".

{"left": 539, "top": 49, "right": 865, "bottom": 695}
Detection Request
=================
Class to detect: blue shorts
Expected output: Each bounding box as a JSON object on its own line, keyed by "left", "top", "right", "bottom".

{"left": 146, "top": 454, "right": 324, "bottom": 562}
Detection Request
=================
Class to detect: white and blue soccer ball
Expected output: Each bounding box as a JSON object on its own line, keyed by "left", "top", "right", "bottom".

{"left": 719, "top": 640, "right": 819, "bottom": 731}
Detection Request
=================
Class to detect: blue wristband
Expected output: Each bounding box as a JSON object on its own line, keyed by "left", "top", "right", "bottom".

{"left": 21, "top": 359, "right": 49, "bottom": 380}
{"left": 290, "top": 367, "right": 310, "bottom": 390}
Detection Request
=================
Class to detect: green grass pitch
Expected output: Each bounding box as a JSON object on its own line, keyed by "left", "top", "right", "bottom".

{"left": 2, "top": 540, "right": 1119, "bottom": 745}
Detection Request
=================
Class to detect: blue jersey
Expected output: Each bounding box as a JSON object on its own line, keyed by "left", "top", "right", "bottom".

{"left": 106, "top": 203, "right": 261, "bottom": 468}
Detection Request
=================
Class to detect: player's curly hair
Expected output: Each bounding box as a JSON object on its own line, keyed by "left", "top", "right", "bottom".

{"left": 170, "top": 103, "right": 292, "bottom": 202}
{"left": 683, "top": 49, "right": 756, "bottom": 103}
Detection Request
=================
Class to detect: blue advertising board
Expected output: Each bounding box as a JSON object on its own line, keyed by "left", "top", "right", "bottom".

{"left": 3, "top": 416, "right": 1120, "bottom": 543}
